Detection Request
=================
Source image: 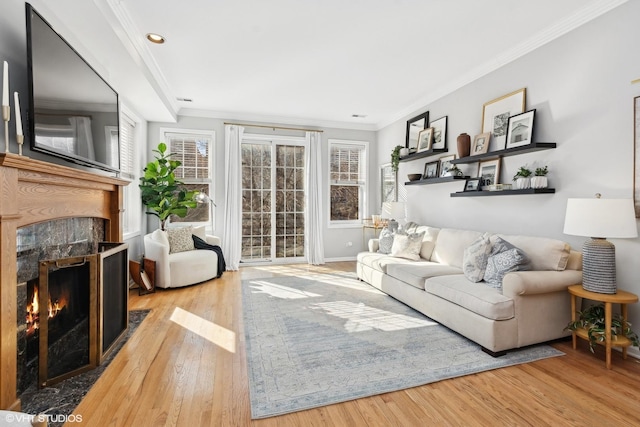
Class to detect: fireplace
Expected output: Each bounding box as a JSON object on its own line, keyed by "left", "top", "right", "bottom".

{"left": 0, "top": 153, "right": 129, "bottom": 410}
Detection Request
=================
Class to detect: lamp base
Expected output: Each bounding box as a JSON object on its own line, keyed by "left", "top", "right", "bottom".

{"left": 582, "top": 238, "right": 616, "bottom": 294}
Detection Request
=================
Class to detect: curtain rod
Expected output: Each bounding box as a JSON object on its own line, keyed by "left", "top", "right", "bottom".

{"left": 224, "top": 122, "right": 323, "bottom": 133}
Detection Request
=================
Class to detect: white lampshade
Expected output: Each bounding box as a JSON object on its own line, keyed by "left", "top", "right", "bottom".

{"left": 563, "top": 198, "right": 637, "bottom": 239}
{"left": 381, "top": 202, "right": 406, "bottom": 220}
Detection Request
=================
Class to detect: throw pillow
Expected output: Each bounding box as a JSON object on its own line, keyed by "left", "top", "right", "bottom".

{"left": 484, "top": 237, "right": 531, "bottom": 290}
{"left": 462, "top": 232, "right": 492, "bottom": 282}
{"left": 378, "top": 227, "right": 395, "bottom": 254}
{"left": 166, "top": 226, "right": 195, "bottom": 254}
{"left": 390, "top": 231, "right": 425, "bottom": 260}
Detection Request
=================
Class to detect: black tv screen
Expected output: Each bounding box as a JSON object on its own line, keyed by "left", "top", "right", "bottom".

{"left": 26, "top": 3, "right": 120, "bottom": 172}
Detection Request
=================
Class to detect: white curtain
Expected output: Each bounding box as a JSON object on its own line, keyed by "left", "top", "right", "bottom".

{"left": 222, "top": 124, "right": 244, "bottom": 270}
{"left": 305, "top": 131, "right": 325, "bottom": 265}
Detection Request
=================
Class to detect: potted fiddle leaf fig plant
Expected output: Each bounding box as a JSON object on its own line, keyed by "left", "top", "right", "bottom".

{"left": 139, "top": 142, "right": 198, "bottom": 230}
{"left": 565, "top": 304, "right": 639, "bottom": 353}
{"left": 512, "top": 166, "right": 532, "bottom": 190}
{"left": 531, "top": 165, "right": 549, "bottom": 189}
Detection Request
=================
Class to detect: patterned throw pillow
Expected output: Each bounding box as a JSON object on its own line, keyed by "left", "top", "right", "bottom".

{"left": 166, "top": 226, "right": 195, "bottom": 254}
{"left": 462, "top": 232, "right": 492, "bottom": 282}
{"left": 390, "top": 231, "right": 425, "bottom": 260}
{"left": 484, "top": 237, "right": 531, "bottom": 290}
{"left": 378, "top": 227, "right": 395, "bottom": 254}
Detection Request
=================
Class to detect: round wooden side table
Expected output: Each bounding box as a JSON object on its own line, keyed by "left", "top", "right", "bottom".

{"left": 568, "top": 284, "right": 639, "bottom": 369}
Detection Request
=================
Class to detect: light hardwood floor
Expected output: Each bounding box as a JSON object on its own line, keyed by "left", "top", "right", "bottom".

{"left": 72, "top": 262, "right": 640, "bottom": 426}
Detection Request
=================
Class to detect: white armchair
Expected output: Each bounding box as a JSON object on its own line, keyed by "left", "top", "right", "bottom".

{"left": 143, "top": 226, "right": 222, "bottom": 288}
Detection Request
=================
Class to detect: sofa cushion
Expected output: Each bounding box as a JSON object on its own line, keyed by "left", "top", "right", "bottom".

{"left": 387, "top": 263, "right": 462, "bottom": 290}
{"left": 167, "top": 226, "right": 195, "bottom": 254}
{"left": 494, "top": 234, "right": 570, "bottom": 271}
{"left": 390, "top": 231, "right": 425, "bottom": 260}
{"left": 484, "top": 238, "right": 531, "bottom": 289}
{"left": 462, "top": 232, "right": 492, "bottom": 282}
{"left": 357, "top": 252, "right": 423, "bottom": 274}
{"left": 424, "top": 275, "right": 515, "bottom": 321}
{"left": 431, "top": 228, "right": 484, "bottom": 268}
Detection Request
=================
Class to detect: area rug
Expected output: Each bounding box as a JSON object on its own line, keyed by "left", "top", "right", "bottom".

{"left": 242, "top": 273, "right": 564, "bottom": 419}
{"left": 19, "top": 309, "right": 150, "bottom": 427}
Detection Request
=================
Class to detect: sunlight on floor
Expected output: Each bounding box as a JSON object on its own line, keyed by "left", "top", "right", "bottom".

{"left": 311, "top": 301, "right": 437, "bottom": 332}
{"left": 248, "top": 280, "right": 322, "bottom": 299}
{"left": 169, "top": 307, "right": 236, "bottom": 353}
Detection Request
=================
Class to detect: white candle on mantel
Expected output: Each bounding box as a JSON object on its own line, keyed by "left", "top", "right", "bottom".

{"left": 2, "top": 61, "right": 8, "bottom": 107}
{"left": 14, "top": 92, "right": 22, "bottom": 136}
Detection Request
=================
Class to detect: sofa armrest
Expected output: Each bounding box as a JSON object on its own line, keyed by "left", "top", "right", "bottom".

{"left": 368, "top": 238, "right": 380, "bottom": 253}
{"left": 206, "top": 235, "right": 221, "bottom": 246}
{"left": 502, "top": 270, "right": 583, "bottom": 297}
{"left": 144, "top": 236, "right": 171, "bottom": 288}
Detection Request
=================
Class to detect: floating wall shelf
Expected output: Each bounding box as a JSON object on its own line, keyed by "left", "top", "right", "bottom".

{"left": 450, "top": 142, "right": 556, "bottom": 165}
{"left": 398, "top": 148, "right": 448, "bottom": 163}
{"left": 450, "top": 188, "right": 556, "bottom": 197}
{"left": 405, "top": 176, "right": 469, "bottom": 186}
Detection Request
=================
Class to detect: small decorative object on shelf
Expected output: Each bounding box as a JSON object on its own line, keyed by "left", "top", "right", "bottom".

{"left": 443, "top": 164, "right": 463, "bottom": 177}
{"left": 531, "top": 165, "right": 548, "bottom": 188}
{"left": 513, "top": 166, "right": 532, "bottom": 189}
{"left": 407, "top": 173, "right": 422, "bottom": 181}
{"left": 399, "top": 147, "right": 409, "bottom": 157}
{"left": 457, "top": 133, "right": 471, "bottom": 158}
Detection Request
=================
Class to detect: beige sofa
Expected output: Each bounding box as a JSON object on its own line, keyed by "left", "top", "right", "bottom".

{"left": 356, "top": 225, "right": 582, "bottom": 355}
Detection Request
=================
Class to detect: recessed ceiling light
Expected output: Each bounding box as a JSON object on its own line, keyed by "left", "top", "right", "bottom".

{"left": 177, "top": 97, "right": 193, "bottom": 102}
{"left": 351, "top": 114, "right": 367, "bottom": 118}
{"left": 146, "top": 33, "right": 166, "bottom": 44}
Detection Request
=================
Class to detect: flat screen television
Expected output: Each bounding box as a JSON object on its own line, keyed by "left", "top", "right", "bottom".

{"left": 26, "top": 3, "right": 120, "bottom": 173}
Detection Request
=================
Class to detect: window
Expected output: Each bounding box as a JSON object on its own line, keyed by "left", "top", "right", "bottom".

{"left": 119, "top": 112, "right": 141, "bottom": 237}
{"left": 162, "top": 129, "right": 215, "bottom": 229}
{"left": 328, "top": 139, "right": 368, "bottom": 226}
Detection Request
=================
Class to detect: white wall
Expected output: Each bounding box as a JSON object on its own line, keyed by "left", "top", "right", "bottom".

{"left": 147, "top": 116, "right": 377, "bottom": 260}
{"left": 378, "top": 1, "right": 640, "bottom": 355}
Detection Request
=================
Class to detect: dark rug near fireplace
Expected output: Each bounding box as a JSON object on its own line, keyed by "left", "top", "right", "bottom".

{"left": 19, "top": 309, "right": 150, "bottom": 427}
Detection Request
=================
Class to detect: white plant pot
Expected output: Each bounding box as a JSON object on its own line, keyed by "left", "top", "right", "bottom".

{"left": 514, "top": 177, "right": 531, "bottom": 189}
{"left": 530, "top": 176, "right": 548, "bottom": 189}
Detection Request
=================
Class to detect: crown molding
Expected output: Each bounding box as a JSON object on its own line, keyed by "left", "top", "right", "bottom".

{"left": 376, "top": 0, "right": 628, "bottom": 130}
{"left": 94, "top": 0, "right": 178, "bottom": 120}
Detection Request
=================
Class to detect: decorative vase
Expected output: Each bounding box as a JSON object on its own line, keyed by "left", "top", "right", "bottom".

{"left": 399, "top": 147, "right": 409, "bottom": 157}
{"left": 457, "top": 133, "right": 471, "bottom": 158}
{"left": 514, "top": 177, "right": 531, "bottom": 189}
{"left": 530, "top": 176, "right": 548, "bottom": 188}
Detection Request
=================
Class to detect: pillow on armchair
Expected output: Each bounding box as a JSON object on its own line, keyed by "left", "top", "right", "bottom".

{"left": 166, "top": 226, "right": 195, "bottom": 254}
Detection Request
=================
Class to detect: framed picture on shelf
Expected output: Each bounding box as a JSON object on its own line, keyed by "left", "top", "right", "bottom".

{"left": 478, "top": 158, "right": 501, "bottom": 189}
{"left": 417, "top": 128, "right": 434, "bottom": 153}
{"left": 471, "top": 132, "right": 491, "bottom": 155}
{"left": 464, "top": 178, "right": 481, "bottom": 192}
{"left": 423, "top": 161, "right": 439, "bottom": 179}
{"left": 429, "top": 116, "right": 447, "bottom": 150}
{"left": 505, "top": 109, "right": 536, "bottom": 149}
{"left": 405, "top": 110, "right": 429, "bottom": 152}
{"left": 438, "top": 154, "right": 456, "bottom": 177}
{"left": 482, "top": 88, "right": 526, "bottom": 151}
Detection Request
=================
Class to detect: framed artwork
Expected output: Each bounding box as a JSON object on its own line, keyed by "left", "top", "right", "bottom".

{"left": 429, "top": 116, "right": 448, "bottom": 150}
{"left": 380, "top": 163, "right": 396, "bottom": 203}
{"left": 464, "top": 178, "right": 481, "bottom": 192}
{"left": 482, "top": 88, "right": 526, "bottom": 151}
{"left": 405, "top": 110, "right": 429, "bottom": 151}
{"left": 478, "top": 158, "right": 501, "bottom": 189}
{"left": 471, "top": 132, "right": 491, "bottom": 155}
{"left": 438, "top": 154, "right": 456, "bottom": 177}
{"left": 634, "top": 96, "right": 640, "bottom": 217}
{"left": 423, "top": 161, "right": 439, "bottom": 179}
{"left": 417, "top": 128, "right": 434, "bottom": 153}
{"left": 505, "top": 109, "right": 536, "bottom": 149}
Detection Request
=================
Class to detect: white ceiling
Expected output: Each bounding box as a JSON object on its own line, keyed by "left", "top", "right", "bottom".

{"left": 31, "top": 0, "right": 626, "bottom": 130}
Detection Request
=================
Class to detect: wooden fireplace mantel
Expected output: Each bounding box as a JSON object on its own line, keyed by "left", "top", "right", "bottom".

{"left": 0, "top": 153, "right": 129, "bottom": 410}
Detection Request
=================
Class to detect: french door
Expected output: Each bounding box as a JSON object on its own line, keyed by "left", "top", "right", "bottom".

{"left": 241, "top": 138, "right": 305, "bottom": 263}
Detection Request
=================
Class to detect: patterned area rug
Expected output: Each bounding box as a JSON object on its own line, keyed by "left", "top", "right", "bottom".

{"left": 19, "top": 310, "right": 150, "bottom": 427}
{"left": 242, "top": 272, "right": 564, "bottom": 419}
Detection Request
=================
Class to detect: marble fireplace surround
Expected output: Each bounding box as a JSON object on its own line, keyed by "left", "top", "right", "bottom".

{"left": 0, "top": 153, "right": 128, "bottom": 411}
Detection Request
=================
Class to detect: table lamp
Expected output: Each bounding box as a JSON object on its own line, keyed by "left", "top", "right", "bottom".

{"left": 563, "top": 194, "right": 637, "bottom": 294}
{"left": 381, "top": 201, "right": 406, "bottom": 230}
